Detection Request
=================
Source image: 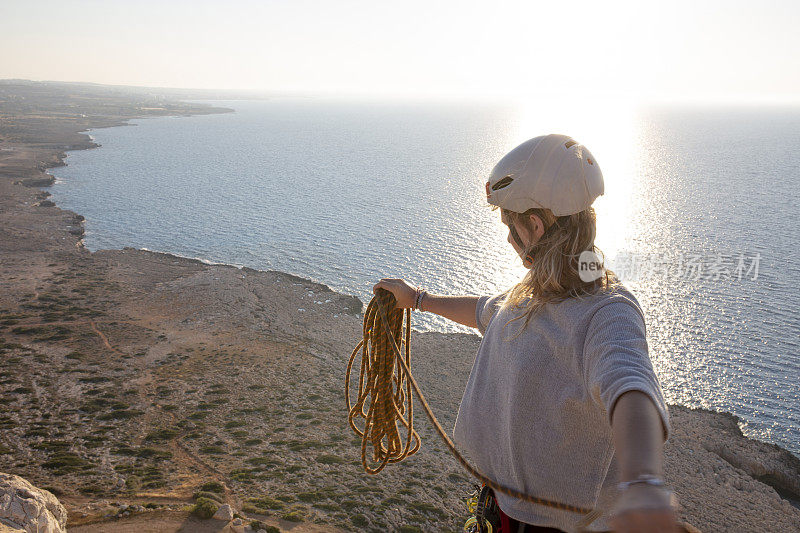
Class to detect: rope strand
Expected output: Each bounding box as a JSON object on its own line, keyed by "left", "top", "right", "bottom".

{"left": 346, "top": 289, "right": 601, "bottom": 524}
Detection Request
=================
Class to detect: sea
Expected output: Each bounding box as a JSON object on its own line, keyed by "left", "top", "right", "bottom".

{"left": 49, "top": 98, "right": 800, "bottom": 456}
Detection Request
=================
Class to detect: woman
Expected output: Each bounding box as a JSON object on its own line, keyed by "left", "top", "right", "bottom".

{"left": 374, "top": 134, "right": 677, "bottom": 533}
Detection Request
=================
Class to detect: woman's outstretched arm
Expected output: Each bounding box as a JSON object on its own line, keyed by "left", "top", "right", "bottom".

{"left": 373, "top": 278, "right": 479, "bottom": 329}
{"left": 610, "top": 390, "right": 677, "bottom": 532}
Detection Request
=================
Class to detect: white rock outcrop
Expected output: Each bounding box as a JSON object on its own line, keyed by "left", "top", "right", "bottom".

{"left": 212, "top": 503, "right": 234, "bottom": 521}
{"left": 0, "top": 473, "right": 67, "bottom": 533}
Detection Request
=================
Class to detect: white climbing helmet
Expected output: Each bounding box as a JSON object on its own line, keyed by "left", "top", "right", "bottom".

{"left": 485, "top": 134, "right": 604, "bottom": 216}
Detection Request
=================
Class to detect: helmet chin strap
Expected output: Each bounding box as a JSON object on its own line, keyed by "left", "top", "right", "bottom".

{"left": 508, "top": 216, "right": 569, "bottom": 267}
{"left": 507, "top": 221, "right": 535, "bottom": 266}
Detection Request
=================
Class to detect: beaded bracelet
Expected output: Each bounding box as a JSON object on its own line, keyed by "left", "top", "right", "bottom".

{"left": 414, "top": 288, "right": 426, "bottom": 311}
{"left": 617, "top": 474, "right": 666, "bottom": 492}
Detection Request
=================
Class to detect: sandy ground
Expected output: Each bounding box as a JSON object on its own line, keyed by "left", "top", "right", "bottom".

{"left": 0, "top": 81, "right": 799, "bottom": 532}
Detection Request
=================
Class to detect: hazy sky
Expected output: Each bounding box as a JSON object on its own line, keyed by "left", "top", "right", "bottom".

{"left": 1, "top": 0, "right": 798, "bottom": 102}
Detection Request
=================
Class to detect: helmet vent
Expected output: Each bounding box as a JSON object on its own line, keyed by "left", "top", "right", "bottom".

{"left": 564, "top": 140, "right": 577, "bottom": 149}
{"left": 492, "top": 176, "right": 514, "bottom": 191}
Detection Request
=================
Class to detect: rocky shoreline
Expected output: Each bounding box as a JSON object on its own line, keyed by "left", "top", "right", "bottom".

{"left": 1, "top": 81, "right": 799, "bottom": 532}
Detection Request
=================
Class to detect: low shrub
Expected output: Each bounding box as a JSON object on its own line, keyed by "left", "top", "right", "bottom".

{"left": 351, "top": 514, "right": 368, "bottom": 527}
{"left": 281, "top": 509, "right": 304, "bottom": 522}
{"left": 193, "top": 491, "right": 224, "bottom": 504}
{"left": 315, "top": 454, "right": 344, "bottom": 465}
{"left": 247, "top": 495, "right": 285, "bottom": 510}
{"left": 199, "top": 445, "right": 224, "bottom": 454}
{"left": 198, "top": 481, "right": 225, "bottom": 493}
{"left": 191, "top": 497, "right": 219, "bottom": 519}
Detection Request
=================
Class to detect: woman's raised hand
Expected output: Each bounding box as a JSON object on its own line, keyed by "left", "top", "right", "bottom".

{"left": 372, "top": 278, "right": 417, "bottom": 309}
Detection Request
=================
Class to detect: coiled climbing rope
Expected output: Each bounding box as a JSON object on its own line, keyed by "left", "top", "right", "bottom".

{"left": 345, "top": 289, "right": 601, "bottom": 524}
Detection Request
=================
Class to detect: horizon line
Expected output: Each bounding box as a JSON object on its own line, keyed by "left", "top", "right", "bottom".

{"left": 3, "top": 77, "right": 800, "bottom": 107}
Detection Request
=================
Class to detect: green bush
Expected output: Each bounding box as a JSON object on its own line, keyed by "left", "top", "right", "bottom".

{"left": 145, "top": 429, "right": 178, "bottom": 441}
{"left": 409, "top": 501, "right": 444, "bottom": 517}
{"left": 297, "top": 492, "right": 322, "bottom": 503}
{"left": 247, "top": 495, "right": 284, "bottom": 510}
{"left": 249, "top": 520, "right": 278, "bottom": 532}
{"left": 198, "top": 480, "right": 225, "bottom": 493}
{"left": 42, "top": 453, "right": 90, "bottom": 474}
{"left": 98, "top": 409, "right": 143, "bottom": 420}
{"left": 246, "top": 457, "right": 276, "bottom": 466}
{"left": 351, "top": 514, "right": 368, "bottom": 527}
{"left": 281, "top": 510, "right": 304, "bottom": 522}
{"left": 193, "top": 491, "right": 224, "bottom": 504}
{"left": 136, "top": 447, "right": 172, "bottom": 460}
{"left": 314, "top": 503, "right": 340, "bottom": 511}
{"left": 191, "top": 497, "right": 219, "bottom": 519}
{"left": 315, "top": 454, "right": 344, "bottom": 465}
{"left": 199, "top": 445, "right": 224, "bottom": 454}
{"left": 125, "top": 476, "right": 141, "bottom": 491}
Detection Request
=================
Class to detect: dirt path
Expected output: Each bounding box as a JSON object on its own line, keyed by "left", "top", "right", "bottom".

{"left": 89, "top": 319, "right": 126, "bottom": 355}
{"left": 88, "top": 319, "right": 237, "bottom": 506}
{"left": 167, "top": 421, "right": 238, "bottom": 506}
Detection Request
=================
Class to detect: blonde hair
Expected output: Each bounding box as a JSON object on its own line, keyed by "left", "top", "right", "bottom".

{"left": 499, "top": 206, "right": 617, "bottom": 333}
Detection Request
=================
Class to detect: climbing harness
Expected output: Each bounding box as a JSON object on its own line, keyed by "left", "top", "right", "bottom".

{"left": 463, "top": 484, "right": 502, "bottom": 533}
{"left": 345, "top": 289, "right": 602, "bottom": 529}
